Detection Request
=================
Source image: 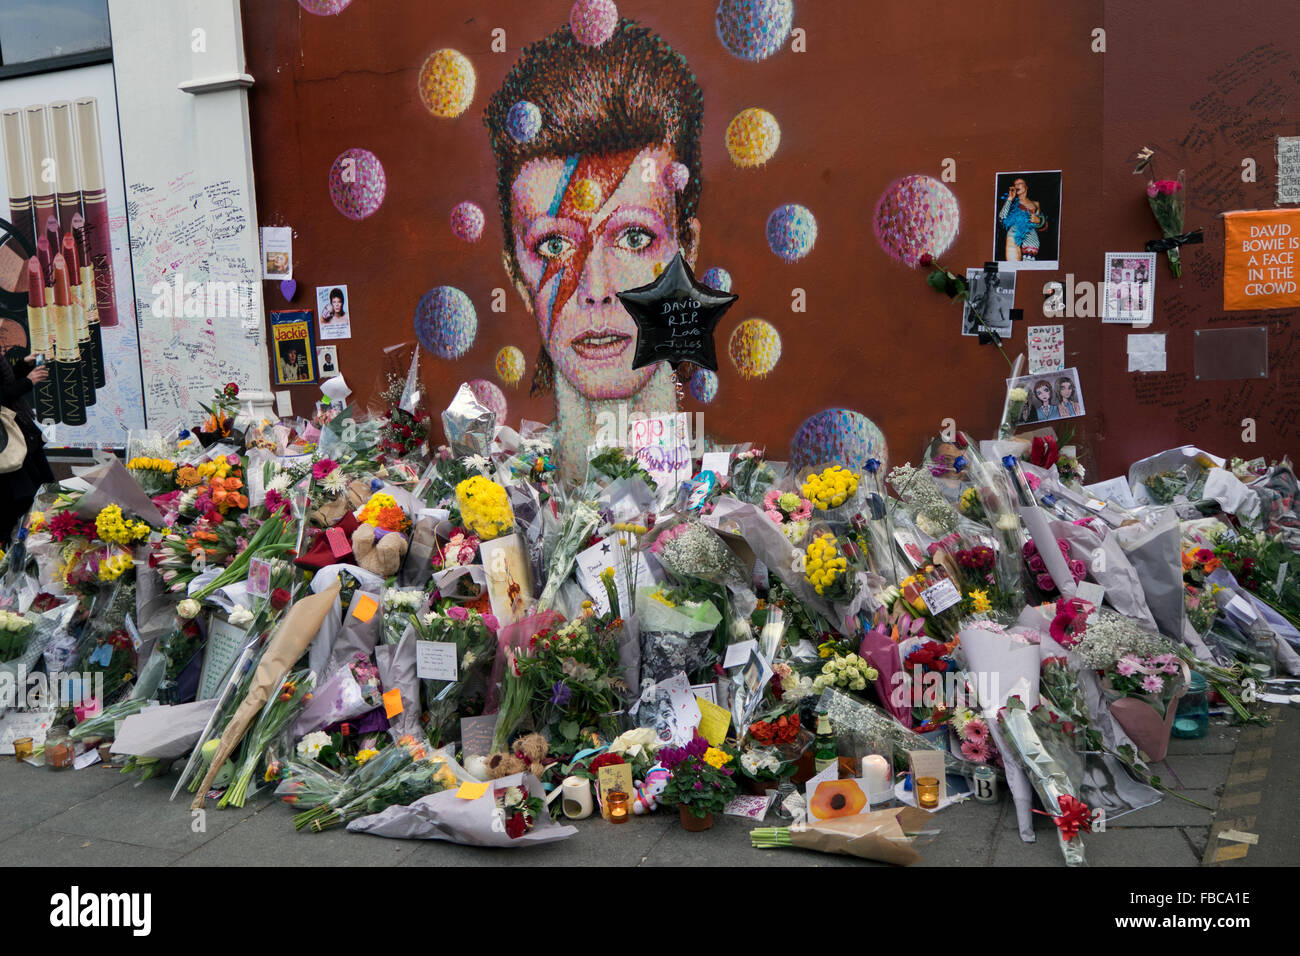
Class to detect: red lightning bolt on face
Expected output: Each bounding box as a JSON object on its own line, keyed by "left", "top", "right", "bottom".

{"left": 538, "top": 150, "right": 639, "bottom": 341}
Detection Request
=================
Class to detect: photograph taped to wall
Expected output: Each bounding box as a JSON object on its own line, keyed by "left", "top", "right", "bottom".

{"left": 1008, "top": 367, "right": 1085, "bottom": 427}
{"left": 316, "top": 283, "right": 351, "bottom": 340}
{"left": 261, "top": 227, "right": 292, "bottom": 279}
{"left": 961, "top": 268, "right": 1017, "bottom": 337}
{"left": 0, "top": 62, "right": 143, "bottom": 448}
{"left": 994, "top": 170, "right": 1062, "bottom": 271}
{"left": 1102, "top": 252, "right": 1156, "bottom": 324}
{"left": 317, "top": 345, "right": 339, "bottom": 378}
{"left": 270, "top": 309, "right": 316, "bottom": 384}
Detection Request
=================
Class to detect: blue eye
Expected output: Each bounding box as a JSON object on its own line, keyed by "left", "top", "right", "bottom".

{"left": 616, "top": 226, "right": 654, "bottom": 252}
{"left": 536, "top": 235, "right": 573, "bottom": 260}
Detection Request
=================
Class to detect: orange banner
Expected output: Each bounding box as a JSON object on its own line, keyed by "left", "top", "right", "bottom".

{"left": 1223, "top": 208, "right": 1300, "bottom": 311}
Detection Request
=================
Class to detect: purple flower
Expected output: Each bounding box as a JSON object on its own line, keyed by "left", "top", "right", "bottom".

{"left": 865, "top": 458, "right": 881, "bottom": 474}
{"left": 549, "top": 681, "right": 571, "bottom": 708}
{"left": 693, "top": 781, "right": 703, "bottom": 791}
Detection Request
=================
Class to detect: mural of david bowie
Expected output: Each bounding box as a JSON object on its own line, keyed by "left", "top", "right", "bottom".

{"left": 485, "top": 19, "right": 705, "bottom": 480}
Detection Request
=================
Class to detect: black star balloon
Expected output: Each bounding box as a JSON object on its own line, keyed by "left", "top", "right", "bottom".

{"left": 617, "top": 252, "right": 737, "bottom": 372}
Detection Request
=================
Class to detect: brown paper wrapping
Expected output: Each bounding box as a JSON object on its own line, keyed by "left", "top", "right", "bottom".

{"left": 787, "top": 806, "right": 929, "bottom": 865}
{"left": 190, "top": 582, "right": 340, "bottom": 808}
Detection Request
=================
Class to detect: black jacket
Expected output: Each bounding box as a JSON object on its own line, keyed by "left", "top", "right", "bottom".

{"left": 0, "top": 351, "right": 55, "bottom": 496}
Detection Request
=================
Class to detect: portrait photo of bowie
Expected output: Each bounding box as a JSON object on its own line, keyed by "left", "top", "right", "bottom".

{"left": 484, "top": 20, "right": 704, "bottom": 478}
{"left": 994, "top": 170, "right": 1062, "bottom": 270}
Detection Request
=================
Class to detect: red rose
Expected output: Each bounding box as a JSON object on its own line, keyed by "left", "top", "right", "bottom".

{"left": 271, "top": 587, "right": 291, "bottom": 611}
{"left": 918, "top": 253, "right": 934, "bottom": 268}
{"left": 224, "top": 382, "right": 239, "bottom": 397}
{"left": 589, "top": 752, "right": 625, "bottom": 774}
{"left": 505, "top": 812, "right": 528, "bottom": 839}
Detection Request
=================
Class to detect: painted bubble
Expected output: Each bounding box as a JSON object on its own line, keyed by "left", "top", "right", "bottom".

{"left": 766, "top": 203, "right": 817, "bottom": 262}
{"left": 414, "top": 286, "right": 477, "bottom": 360}
{"left": 716, "top": 0, "right": 794, "bottom": 61}
{"left": 726, "top": 108, "right": 780, "bottom": 167}
{"left": 729, "top": 318, "right": 781, "bottom": 379}
{"left": 873, "top": 174, "right": 960, "bottom": 267}
{"left": 469, "top": 378, "right": 508, "bottom": 422}
{"left": 790, "top": 408, "right": 890, "bottom": 474}
{"left": 506, "top": 100, "right": 542, "bottom": 142}
{"left": 328, "top": 148, "right": 386, "bottom": 220}
{"left": 495, "top": 346, "right": 526, "bottom": 387}
{"left": 450, "top": 201, "right": 485, "bottom": 242}
{"left": 419, "top": 49, "right": 475, "bottom": 118}
{"left": 701, "top": 267, "right": 732, "bottom": 293}
{"left": 570, "top": 0, "right": 619, "bottom": 47}
{"left": 689, "top": 368, "right": 719, "bottom": 403}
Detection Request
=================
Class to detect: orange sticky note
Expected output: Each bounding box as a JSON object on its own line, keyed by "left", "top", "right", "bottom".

{"left": 382, "top": 687, "right": 403, "bottom": 718}
{"left": 352, "top": 593, "right": 378, "bottom": 622}
{"left": 456, "top": 781, "right": 489, "bottom": 800}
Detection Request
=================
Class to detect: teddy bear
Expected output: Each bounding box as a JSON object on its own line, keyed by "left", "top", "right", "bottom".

{"left": 310, "top": 480, "right": 371, "bottom": 527}
{"left": 351, "top": 523, "right": 409, "bottom": 578}
{"left": 475, "top": 732, "right": 551, "bottom": 781}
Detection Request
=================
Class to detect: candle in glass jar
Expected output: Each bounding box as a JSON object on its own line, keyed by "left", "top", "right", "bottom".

{"left": 915, "top": 776, "right": 940, "bottom": 810}
{"left": 13, "top": 737, "right": 33, "bottom": 761}
{"left": 862, "top": 754, "right": 891, "bottom": 797}
{"left": 607, "top": 790, "right": 630, "bottom": 824}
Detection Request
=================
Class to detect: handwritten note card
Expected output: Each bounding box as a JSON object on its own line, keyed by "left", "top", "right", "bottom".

{"left": 1027, "top": 325, "right": 1065, "bottom": 373}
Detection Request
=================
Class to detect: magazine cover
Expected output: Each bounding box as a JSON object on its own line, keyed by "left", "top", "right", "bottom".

{"left": 270, "top": 309, "right": 317, "bottom": 384}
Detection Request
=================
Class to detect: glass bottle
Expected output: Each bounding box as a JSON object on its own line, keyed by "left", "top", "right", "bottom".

{"left": 1171, "top": 672, "right": 1209, "bottom": 739}
{"left": 813, "top": 712, "right": 837, "bottom": 773}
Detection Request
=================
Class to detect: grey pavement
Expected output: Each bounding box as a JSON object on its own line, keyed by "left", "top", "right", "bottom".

{"left": 0, "top": 705, "right": 1293, "bottom": 867}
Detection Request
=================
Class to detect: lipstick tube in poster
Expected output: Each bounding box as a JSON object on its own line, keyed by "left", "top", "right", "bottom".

{"left": 51, "top": 254, "right": 85, "bottom": 426}
{"left": 44, "top": 215, "right": 60, "bottom": 268}
{"left": 73, "top": 214, "right": 105, "bottom": 389}
{"left": 73, "top": 98, "right": 115, "bottom": 328}
{"left": 49, "top": 102, "right": 82, "bottom": 239}
{"left": 62, "top": 232, "right": 94, "bottom": 409}
{"left": 23, "top": 106, "right": 55, "bottom": 249}
{"left": 26, "top": 257, "right": 58, "bottom": 424}
{"left": 2, "top": 109, "right": 34, "bottom": 251}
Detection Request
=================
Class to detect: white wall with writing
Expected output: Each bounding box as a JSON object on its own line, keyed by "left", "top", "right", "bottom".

{"left": 108, "top": 0, "right": 269, "bottom": 435}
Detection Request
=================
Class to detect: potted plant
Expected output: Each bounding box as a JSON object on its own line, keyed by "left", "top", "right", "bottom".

{"left": 658, "top": 733, "right": 737, "bottom": 831}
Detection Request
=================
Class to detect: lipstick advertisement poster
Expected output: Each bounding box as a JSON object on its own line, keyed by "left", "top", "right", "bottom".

{"left": 0, "top": 63, "right": 143, "bottom": 448}
{"left": 270, "top": 309, "right": 317, "bottom": 385}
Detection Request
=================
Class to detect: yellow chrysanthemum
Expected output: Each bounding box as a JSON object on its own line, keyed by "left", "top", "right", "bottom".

{"left": 455, "top": 476, "right": 514, "bottom": 540}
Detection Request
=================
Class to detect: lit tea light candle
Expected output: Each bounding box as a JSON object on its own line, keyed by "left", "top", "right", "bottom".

{"left": 13, "top": 737, "right": 33, "bottom": 761}
{"left": 915, "top": 776, "right": 940, "bottom": 810}
{"left": 606, "top": 790, "right": 630, "bottom": 824}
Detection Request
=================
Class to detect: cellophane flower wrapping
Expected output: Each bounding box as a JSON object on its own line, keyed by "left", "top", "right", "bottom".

{"left": 996, "top": 695, "right": 1088, "bottom": 866}
{"left": 536, "top": 500, "right": 601, "bottom": 611}
{"left": 1146, "top": 172, "right": 1186, "bottom": 277}
{"left": 636, "top": 588, "right": 722, "bottom": 686}
{"left": 347, "top": 770, "right": 577, "bottom": 847}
